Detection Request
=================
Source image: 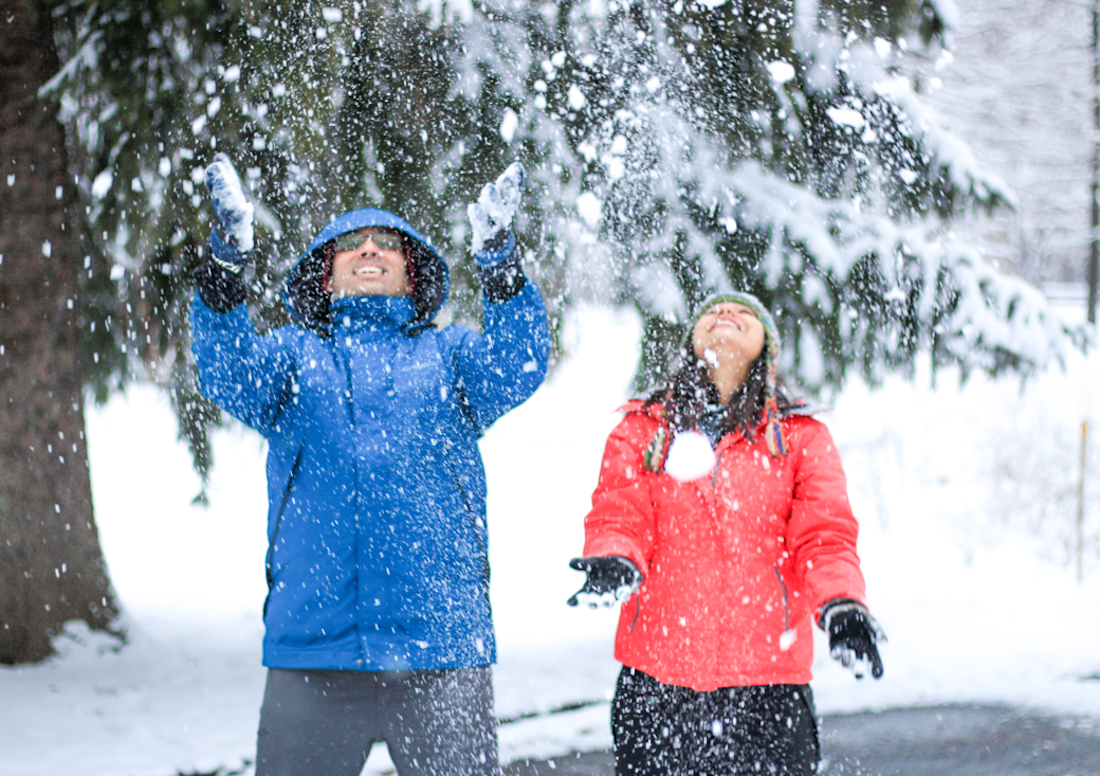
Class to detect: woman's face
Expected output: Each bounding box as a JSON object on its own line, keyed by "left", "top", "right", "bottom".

{"left": 691, "top": 301, "right": 766, "bottom": 367}
{"left": 328, "top": 227, "right": 409, "bottom": 298}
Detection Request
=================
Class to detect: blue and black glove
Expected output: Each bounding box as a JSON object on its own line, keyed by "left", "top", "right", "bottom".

{"left": 196, "top": 153, "right": 254, "bottom": 311}
{"left": 567, "top": 556, "right": 642, "bottom": 608}
{"left": 204, "top": 152, "right": 254, "bottom": 273}
{"left": 820, "top": 599, "right": 886, "bottom": 679}
{"left": 467, "top": 162, "right": 526, "bottom": 302}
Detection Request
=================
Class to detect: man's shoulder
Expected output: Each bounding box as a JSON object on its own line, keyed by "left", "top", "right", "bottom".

{"left": 433, "top": 322, "right": 477, "bottom": 348}
{"left": 269, "top": 321, "right": 312, "bottom": 343}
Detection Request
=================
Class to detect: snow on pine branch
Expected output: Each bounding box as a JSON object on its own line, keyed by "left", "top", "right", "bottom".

{"left": 925, "top": 0, "right": 962, "bottom": 40}
{"left": 411, "top": 1, "right": 1067, "bottom": 378}
{"left": 904, "top": 231, "right": 1075, "bottom": 371}
{"left": 416, "top": 0, "right": 474, "bottom": 27}
{"left": 873, "top": 74, "right": 1015, "bottom": 209}
{"left": 793, "top": 27, "right": 1013, "bottom": 212}
{"left": 624, "top": 148, "right": 1074, "bottom": 375}
{"left": 725, "top": 162, "right": 1071, "bottom": 371}
{"left": 38, "top": 30, "right": 102, "bottom": 98}
{"left": 587, "top": 89, "right": 1070, "bottom": 377}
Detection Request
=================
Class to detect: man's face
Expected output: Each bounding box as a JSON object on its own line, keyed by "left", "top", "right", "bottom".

{"left": 328, "top": 227, "right": 409, "bottom": 298}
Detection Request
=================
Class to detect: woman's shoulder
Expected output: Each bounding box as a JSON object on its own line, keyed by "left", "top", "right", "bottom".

{"left": 780, "top": 400, "right": 832, "bottom": 425}
{"left": 604, "top": 400, "right": 666, "bottom": 449}
{"left": 780, "top": 410, "right": 840, "bottom": 455}
{"left": 616, "top": 399, "right": 665, "bottom": 423}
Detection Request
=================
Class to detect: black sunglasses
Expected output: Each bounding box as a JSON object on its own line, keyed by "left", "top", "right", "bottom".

{"left": 332, "top": 228, "right": 404, "bottom": 253}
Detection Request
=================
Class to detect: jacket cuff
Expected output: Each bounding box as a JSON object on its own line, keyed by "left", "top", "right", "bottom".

{"left": 209, "top": 228, "right": 249, "bottom": 268}
{"left": 195, "top": 259, "right": 248, "bottom": 312}
{"left": 611, "top": 556, "right": 643, "bottom": 584}
{"left": 584, "top": 539, "right": 650, "bottom": 580}
{"left": 479, "top": 249, "right": 526, "bottom": 304}
{"left": 817, "top": 598, "right": 866, "bottom": 630}
{"left": 474, "top": 230, "right": 515, "bottom": 268}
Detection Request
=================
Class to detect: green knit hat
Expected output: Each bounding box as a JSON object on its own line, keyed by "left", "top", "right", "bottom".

{"left": 683, "top": 292, "right": 781, "bottom": 357}
{"left": 684, "top": 291, "right": 788, "bottom": 456}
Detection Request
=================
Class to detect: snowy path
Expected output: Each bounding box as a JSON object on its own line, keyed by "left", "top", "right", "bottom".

{"left": 504, "top": 705, "right": 1100, "bottom": 775}
{"left": 817, "top": 705, "right": 1100, "bottom": 775}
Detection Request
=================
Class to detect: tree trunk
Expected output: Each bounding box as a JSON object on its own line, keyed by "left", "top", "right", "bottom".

{"left": 0, "top": 0, "right": 119, "bottom": 664}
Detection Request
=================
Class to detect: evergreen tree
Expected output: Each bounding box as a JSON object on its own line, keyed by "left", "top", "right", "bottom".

{"left": 533, "top": 0, "right": 1073, "bottom": 389}
{"left": 924, "top": 0, "right": 1093, "bottom": 285}
{"left": 29, "top": 0, "right": 1076, "bottom": 534}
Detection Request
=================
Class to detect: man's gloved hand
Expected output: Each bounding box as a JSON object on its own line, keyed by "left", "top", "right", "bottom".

{"left": 204, "top": 152, "right": 255, "bottom": 273}
{"left": 467, "top": 161, "right": 525, "bottom": 265}
{"left": 821, "top": 599, "right": 886, "bottom": 679}
{"left": 567, "top": 556, "right": 641, "bottom": 608}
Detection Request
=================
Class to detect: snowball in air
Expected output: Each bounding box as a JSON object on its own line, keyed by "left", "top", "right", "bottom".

{"left": 499, "top": 109, "right": 519, "bottom": 143}
{"left": 567, "top": 85, "right": 587, "bottom": 110}
{"left": 767, "top": 61, "right": 795, "bottom": 84}
{"left": 576, "top": 192, "right": 602, "bottom": 228}
{"left": 826, "top": 107, "right": 866, "bottom": 130}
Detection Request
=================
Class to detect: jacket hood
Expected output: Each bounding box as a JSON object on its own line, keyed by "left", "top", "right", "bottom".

{"left": 283, "top": 208, "right": 450, "bottom": 331}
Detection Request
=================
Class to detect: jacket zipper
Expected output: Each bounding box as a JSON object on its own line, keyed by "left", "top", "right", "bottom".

{"left": 263, "top": 445, "right": 304, "bottom": 617}
{"left": 772, "top": 564, "right": 791, "bottom": 634}
{"left": 443, "top": 349, "right": 489, "bottom": 584}
{"left": 445, "top": 453, "right": 492, "bottom": 584}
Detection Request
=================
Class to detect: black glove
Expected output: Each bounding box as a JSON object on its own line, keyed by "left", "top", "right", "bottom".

{"left": 567, "top": 556, "right": 641, "bottom": 608}
{"left": 821, "top": 599, "right": 886, "bottom": 679}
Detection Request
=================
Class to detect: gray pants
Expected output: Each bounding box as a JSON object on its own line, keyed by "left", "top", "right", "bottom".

{"left": 256, "top": 667, "right": 500, "bottom": 776}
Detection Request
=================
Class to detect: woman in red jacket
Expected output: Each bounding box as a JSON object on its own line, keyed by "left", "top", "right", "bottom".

{"left": 569, "top": 292, "right": 884, "bottom": 776}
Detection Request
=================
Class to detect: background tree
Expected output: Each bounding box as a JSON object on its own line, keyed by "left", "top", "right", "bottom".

{"left": 540, "top": 0, "right": 1073, "bottom": 388}
{"left": 6, "top": 0, "right": 1079, "bottom": 661}
{"left": 923, "top": 0, "right": 1092, "bottom": 285}
{"left": 0, "top": 0, "right": 118, "bottom": 664}
{"left": 52, "top": 0, "right": 1078, "bottom": 420}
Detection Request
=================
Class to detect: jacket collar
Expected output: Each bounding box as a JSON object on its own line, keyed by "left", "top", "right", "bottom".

{"left": 329, "top": 295, "right": 415, "bottom": 334}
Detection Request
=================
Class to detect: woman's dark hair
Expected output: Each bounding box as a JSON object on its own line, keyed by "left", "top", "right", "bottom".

{"left": 643, "top": 340, "right": 784, "bottom": 442}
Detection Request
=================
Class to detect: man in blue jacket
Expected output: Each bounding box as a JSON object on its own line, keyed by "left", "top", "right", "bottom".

{"left": 191, "top": 155, "right": 549, "bottom": 776}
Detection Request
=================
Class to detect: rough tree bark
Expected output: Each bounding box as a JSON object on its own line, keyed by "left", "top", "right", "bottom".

{"left": 0, "top": 0, "right": 119, "bottom": 664}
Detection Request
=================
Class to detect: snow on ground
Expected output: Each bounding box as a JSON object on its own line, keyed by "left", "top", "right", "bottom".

{"left": 3, "top": 304, "right": 1100, "bottom": 776}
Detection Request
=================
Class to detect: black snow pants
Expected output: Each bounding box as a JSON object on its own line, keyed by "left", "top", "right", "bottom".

{"left": 612, "top": 666, "right": 820, "bottom": 776}
{"left": 255, "top": 666, "right": 499, "bottom": 776}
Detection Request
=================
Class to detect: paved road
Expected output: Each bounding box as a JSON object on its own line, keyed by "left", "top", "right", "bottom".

{"left": 503, "top": 705, "right": 1100, "bottom": 775}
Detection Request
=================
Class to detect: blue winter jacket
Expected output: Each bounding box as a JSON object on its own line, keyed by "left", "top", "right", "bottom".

{"left": 190, "top": 208, "right": 549, "bottom": 671}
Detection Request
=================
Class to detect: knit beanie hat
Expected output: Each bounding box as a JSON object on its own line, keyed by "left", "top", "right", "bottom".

{"left": 685, "top": 292, "right": 788, "bottom": 457}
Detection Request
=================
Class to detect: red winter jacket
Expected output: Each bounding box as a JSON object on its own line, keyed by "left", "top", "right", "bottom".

{"left": 582, "top": 402, "right": 866, "bottom": 692}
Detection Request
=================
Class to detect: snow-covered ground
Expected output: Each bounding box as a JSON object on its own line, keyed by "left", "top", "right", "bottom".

{"left": 3, "top": 305, "right": 1100, "bottom": 776}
